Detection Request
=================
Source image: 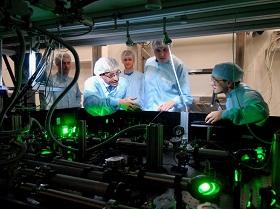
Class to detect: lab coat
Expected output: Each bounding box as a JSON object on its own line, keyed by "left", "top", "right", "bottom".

{"left": 222, "top": 83, "right": 269, "bottom": 126}
{"left": 143, "top": 55, "right": 193, "bottom": 112}
{"left": 83, "top": 76, "right": 128, "bottom": 116}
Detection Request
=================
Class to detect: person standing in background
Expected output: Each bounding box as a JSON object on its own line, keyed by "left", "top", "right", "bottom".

{"left": 205, "top": 62, "right": 269, "bottom": 126}
{"left": 143, "top": 40, "right": 193, "bottom": 112}
{"left": 120, "top": 50, "right": 144, "bottom": 108}
{"left": 83, "top": 57, "right": 141, "bottom": 116}
{"left": 49, "top": 53, "right": 81, "bottom": 109}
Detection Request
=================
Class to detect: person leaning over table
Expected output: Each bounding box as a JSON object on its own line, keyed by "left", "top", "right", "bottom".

{"left": 205, "top": 62, "right": 269, "bottom": 126}
{"left": 142, "top": 40, "right": 193, "bottom": 112}
{"left": 83, "top": 57, "right": 141, "bottom": 116}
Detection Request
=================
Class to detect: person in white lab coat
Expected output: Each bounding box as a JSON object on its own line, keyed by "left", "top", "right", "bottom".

{"left": 120, "top": 50, "right": 144, "bottom": 108}
{"left": 49, "top": 53, "right": 81, "bottom": 109}
{"left": 205, "top": 62, "right": 269, "bottom": 126}
{"left": 83, "top": 57, "right": 141, "bottom": 116}
{"left": 143, "top": 40, "right": 193, "bottom": 112}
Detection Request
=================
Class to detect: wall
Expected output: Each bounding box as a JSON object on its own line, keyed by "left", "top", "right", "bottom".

{"left": 245, "top": 30, "right": 280, "bottom": 116}
{"left": 172, "top": 34, "right": 234, "bottom": 98}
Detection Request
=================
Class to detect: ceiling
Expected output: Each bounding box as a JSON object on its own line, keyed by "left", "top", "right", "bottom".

{"left": 1, "top": 0, "right": 280, "bottom": 49}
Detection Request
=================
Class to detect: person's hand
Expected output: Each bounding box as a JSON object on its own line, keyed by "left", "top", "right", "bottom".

{"left": 205, "top": 111, "right": 223, "bottom": 124}
{"left": 157, "top": 100, "right": 176, "bottom": 112}
{"left": 119, "top": 97, "right": 141, "bottom": 112}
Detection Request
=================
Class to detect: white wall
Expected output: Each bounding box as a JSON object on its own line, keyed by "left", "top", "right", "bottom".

{"left": 172, "top": 34, "right": 234, "bottom": 98}
{"left": 245, "top": 30, "right": 280, "bottom": 116}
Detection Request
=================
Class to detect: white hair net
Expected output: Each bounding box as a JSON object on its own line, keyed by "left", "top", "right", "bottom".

{"left": 212, "top": 62, "right": 244, "bottom": 82}
{"left": 94, "top": 57, "right": 119, "bottom": 76}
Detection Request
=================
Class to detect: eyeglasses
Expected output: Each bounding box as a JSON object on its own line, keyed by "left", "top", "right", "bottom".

{"left": 100, "top": 70, "right": 121, "bottom": 79}
{"left": 211, "top": 77, "right": 225, "bottom": 85}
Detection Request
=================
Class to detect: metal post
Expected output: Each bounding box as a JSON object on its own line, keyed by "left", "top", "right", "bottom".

{"left": 78, "top": 120, "right": 87, "bottom": 161}
{"left": 146, "top": 124, "right": 163, "bottom": 170}
{"left": 272, "top": 132, "right": 280, "bottom": 197}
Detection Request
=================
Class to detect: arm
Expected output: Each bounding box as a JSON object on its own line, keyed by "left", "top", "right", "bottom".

{"left": 222, "top": 102, "right": 269, "bottom": 125}
{"left": 222, "top": 89, "right": 269, "bottom": 125}
{"left": 83, "top": 92, "right": 120, "bottom": 116}
{"left": 83, "top": 77, "right": 128, "bottom": 116}
{"left": 206, "top": 90, "right": 269, "bottom": 126}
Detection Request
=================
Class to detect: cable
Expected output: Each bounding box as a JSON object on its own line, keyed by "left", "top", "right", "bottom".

{"left": 0, "top": 27, "right": 25, "bottom": 129}
{"left": 32, "top": 23, "right": 81, "bottom": 152}
{"left": 149, "top": 111, "right": 163, "bottom": 124}
{"left": 8, "top": 41, "right": 55, "bottom": 111}
{"left": 264, "top": 32, "right": 280, "bottom": 105}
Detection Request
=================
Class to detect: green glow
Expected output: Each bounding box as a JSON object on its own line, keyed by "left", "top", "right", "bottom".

{"left": 59, "top": 125, "right": 77, "bottom": 138}
{"left": 198, "top": 183, "right": 210, "bottom": 193}
{"left": 270, "top": 199, "right": 276, "bottom": 206}
{"left": 85, "top": 105, "right": 115, "bottom": 116}
{"left": 197, "top": 182, "right": 220, "bottom": 196}
{"left": 40, "top": 149, "right": 52, "bottom": 155}
{"left": 62, "top": 126, "right": 69, "bottom": 135}
{"left": 246, "top": 200, "right": 252, "bottom": 208}
{"left": 241, "top": 154, "right": 250, "bottom": 161}
{"left": 190, "top": 175, "right": 221, "bottom": 200}
{"left": 234, "top": 170, "right": 241, "bottom": 182}
{"left": 255, "top": 147, "right": 265, "bottom": 161}
{"left": 56, "top": 117, "right": 61, "bottom": 125}
{"left": 270, "top": 190, "right": 276, "bottom": 206}
{"left": 255, "top": 147, "right": 263, "bottom": 154}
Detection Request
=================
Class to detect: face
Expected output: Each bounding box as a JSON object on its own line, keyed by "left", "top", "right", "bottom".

{"left": 122, "top": 56, "right": 134, "bottom": 70}
{"left": 57, "top": 57, "right": 71, "bottom": 75}
{"left": 210, "top": 76, "right": 231, "bottom": 94}
{"left": 100, "top": 69, "right": 121, "bottom": 87}
{"left": 153, "top": 46, "right": 170, "bottom": 63}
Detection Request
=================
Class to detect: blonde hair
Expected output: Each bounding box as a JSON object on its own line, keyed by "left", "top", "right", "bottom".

{"left": 121, "top": 50, "right": 135, "bottom": 61}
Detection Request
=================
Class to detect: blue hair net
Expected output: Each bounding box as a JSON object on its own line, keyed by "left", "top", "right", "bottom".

{"left": 212, "top": 62, "right": 243, "bottom": 82}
